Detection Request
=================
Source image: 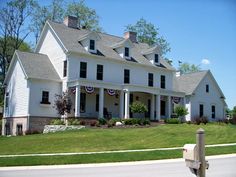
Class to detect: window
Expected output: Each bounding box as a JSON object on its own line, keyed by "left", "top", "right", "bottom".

{"left": 124, "top": 69, "right": 130, "bottom": 84}
{"left": 206, "top": 84, "right": 209, "bottom": 93}
{"left": 63, "top": 60, "right": 67, "bottom": 77}
{"left": 5, "top": 92, "right": 9, "bottom": 108}
{"left": 96, "top": 94, "right": 99, "bottom": 112}
{"left": 212, "top": 105, "right": 215, "bottom": 119}
{"left": 97, "top": 64, "right": 103, "bottom": 80}
{"left": 124, "top": 47, "right": 129, "bottom": 57}
{"left": 89, "top": 39, "right": 95, "bottom": 50}
{"left": 199, "top": 104, "right": 204, "bottom": 117}
{"left": 80, "top": 62, "right": 87, "bottom": 78}
{"left": 155, "top": 54, "right": 159, "bottom": 63}
{"left": 41, "top": 91, "right": 50, "bottom": 104}
{"left": 148, "top": 73, "right": 154, "bottom": 87}
{"left": 161, "top": 75, "right": 166, "bottom": 89}
{"left": 80, "top": 93, "right": 86, "bottom": 113}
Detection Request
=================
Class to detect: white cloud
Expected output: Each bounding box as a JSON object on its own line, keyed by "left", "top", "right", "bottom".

{"left": 201, "top": 59, "right": 210, "bottom": 65}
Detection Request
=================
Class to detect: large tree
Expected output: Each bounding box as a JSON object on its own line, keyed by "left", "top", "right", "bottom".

{"left": 65, "top": 0, "right": 102, "bottom": 31}
{"left": 31, "top": 0, "right": 65, "bottom": 44}
{"left": 179, "top": 62, "right": 201, "bottom": 74}
{"left": 125, "top": 18, "right": 170, "bottom": 56}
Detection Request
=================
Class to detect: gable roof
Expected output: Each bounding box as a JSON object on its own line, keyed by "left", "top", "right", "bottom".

{"left": 174, "top": 70, "right": 225, "bottom": 100}
{"left": 43, "top": 20, "right": 174, "bottom": 71}
{"left": 4, "top": 50, "right": 61, "bottom": 84}
{"left": 173, "top": 71, "right": 208, "bottom": 95}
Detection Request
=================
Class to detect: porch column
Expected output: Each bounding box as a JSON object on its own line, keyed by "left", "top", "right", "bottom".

{"left": 75, "top": 85, "right": 81, "bottom": 117}
{"left": 156, "top": 94, "right": 160, "bottom": 121}
{"left": 183, "top": 97, "right": 186, "bottom": 107}
{"left": 99, "top": 87, "right": 104, "bottom": 118}
{"left": 119, "top": 90, "right": 124, "bottom": 119}
{"left": 168, "top": 96, "right": 172, "bottom": 118}
{"left": 150, "top": 94, "right": 155, "bottom": 120}
{"left": 124, "top": 90, "right": 130, "bottom": 119}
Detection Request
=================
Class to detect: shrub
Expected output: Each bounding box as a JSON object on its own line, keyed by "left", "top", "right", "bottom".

{"left": 98, "top": 118, "right": 107, "bottom": 125}
{"left": 165, "top": 118, "right": 180, "bottom": 124}
{"left": 25, "top": 129, "right": 40, "bottom": 135}
{"left": 193, "top": 116, "right": 208, "bottom": 125}
{"left": 141, "top": 119, "right": 150, "bottom": 125}
{"left": 108, "top": 118, "right": 121, "bottom": 127}
{"left": 50, "top": 119, "right": 64, "bottom": 125}
{"left": 229, "top": 116, "right": 236, "bottom": 125}
{"left": 130, "top": 101, "right": 148, "bottom": 114}
{"left": 90, "top": 120, "right": 97, "bottom": 127}
{"left": 71, "top": 119, "right": 80, "bottom": 125}
{"left": 174, "top": 105, "right": 188, "bottom": 122}
{"left": 123, "top": 118, "right": 138, "bottom": 125}
{"left": 79, "top": 120, "right": 86, "bottom": 125}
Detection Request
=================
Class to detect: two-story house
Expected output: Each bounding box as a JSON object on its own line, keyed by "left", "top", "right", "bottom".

{"left": 2, "top": 16, "right": 226, "bottom": 135}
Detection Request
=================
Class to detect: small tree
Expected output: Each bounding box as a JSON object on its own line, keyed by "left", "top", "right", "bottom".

{"left": 130, "top": 101, "right": 148, "bottom": 115}
{"left": 54, "top": 91, "right": 72, "bottom": 125}
{"left": 174, "top": 105, "right": 188, "bottom": 123}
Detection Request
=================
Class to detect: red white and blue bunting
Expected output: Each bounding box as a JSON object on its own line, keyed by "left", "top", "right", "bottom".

{"left": 85, "top": 86, "right": 94, "bottom": 94}
{"left": 172, "top": 97, "right": 181, "bottom": 104}
{"left": 107, "top": 89, "right": 116, "bottom": 96}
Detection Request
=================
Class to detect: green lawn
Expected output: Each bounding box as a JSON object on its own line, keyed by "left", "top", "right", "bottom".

{"left": 0, "top": 124, "right": 236, "bottom": 155}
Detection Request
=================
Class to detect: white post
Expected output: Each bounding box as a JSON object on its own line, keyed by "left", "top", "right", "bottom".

{"left": 150, "top": 94, "right": 155, "bottom": 120}
{"left": 156, "top": 94, "right": 160, "bottom": 121}
{"left": 99, "top": 87, "right": 104, "bottom": 118}
{"left": 75, "top": 85, "right": 81, "bottom": 117}
{"left": 197, "top": 128, "right": 206, "bottom": 177}
{"left": 168, "top": 96, "right": 172, "bottom": 118}
{"left": 119, "top": 90, "right": 124, "bottom": 119}
{"left": 124, "top": 90, "right": 130, "bottom": 119}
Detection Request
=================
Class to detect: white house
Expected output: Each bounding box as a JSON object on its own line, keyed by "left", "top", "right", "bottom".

{"left": 2, "top": 16, "right": 227, "bottom": 135}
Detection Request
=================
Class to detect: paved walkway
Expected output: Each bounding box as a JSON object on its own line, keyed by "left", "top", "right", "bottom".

{"left": 0, "top": 143, "right": 235, "bottom": 158}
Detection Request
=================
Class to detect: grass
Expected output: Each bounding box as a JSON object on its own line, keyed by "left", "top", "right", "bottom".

{"left": 0, "top": 146, "right": 235, "bottom": 167}
{"left": 0, "top": 124, "right": 235, "bottom": 166}
{"left": 0, "top": 124, "right": 236, "bottom": 155}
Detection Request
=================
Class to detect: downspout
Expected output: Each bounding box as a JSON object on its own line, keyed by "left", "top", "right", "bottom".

{"left": 27, "top": 80, "right": 31, "bottom": 132}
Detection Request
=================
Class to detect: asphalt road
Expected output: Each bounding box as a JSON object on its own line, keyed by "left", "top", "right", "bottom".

{"left": 0, "top": 155, "right": 235, "bottom": 177}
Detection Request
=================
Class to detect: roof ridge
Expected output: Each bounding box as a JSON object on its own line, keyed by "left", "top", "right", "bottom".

{"left": 180, "top": 70, "right": 209, "bottom": 76}
{"left": 16, "top": 50, "right": 47, "bottom": 56}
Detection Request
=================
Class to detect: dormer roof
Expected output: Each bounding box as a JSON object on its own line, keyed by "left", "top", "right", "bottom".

{"left": 111, "top": 38, "right": 134, "bottom": 49}
{"left": 142, "top": 45, "right": 161, "bottom": 55}
{"left": 78, "top": 31, "right": 101, "bottom": 42}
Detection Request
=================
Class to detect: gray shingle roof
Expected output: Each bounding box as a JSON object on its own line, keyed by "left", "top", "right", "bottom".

{"left": 16, "top": 50, "right": 61, "bottom": 81}
{"left": 47, "top": 21, "right": 174, "bottom": 70}
{"left": 173, "top": 71, "right": 208, "bottom": 95}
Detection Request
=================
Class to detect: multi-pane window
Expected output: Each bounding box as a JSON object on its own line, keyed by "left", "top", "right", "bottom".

{"left": 161, "top": 75, "right": 166, "bottom": 89}
{"left": 148, "top": 73, "right": 153, "bottom": 87}
{"left": 89, "top": 40, "right": 95, "bottom": 50}
{"left": 206, "top": 84, "right": 209, "bottom": 93}
{"left": 63, "top": 60, "right": 67, "bottom": 77}
{"left": 211, "top": 105, "right": 215, "bottom": 119}
{"left": 124, "top": 47, "right": 129, "bottom": 57}
{"left": 5, "top": 92, "right": 9, "bottom": 108}
{"left": 199, "top": 104, "right": 204, "bottom": 117}
{"left": 80, "top": 62, "right": 87, "bottom": 78}
{"left": 124, "top": 69, "right": 130, "bottom": 84}
{"left": 97, "top": 64, "right": 103, "bottom": 80}
{"left": 80, "top": 93, "right": 86, "bottom": 113}
{"left": 155, "top": 54, "right": 159, "bottom": 63}
{"left": 41, "top": 91, "right": 50, "bottom": 104}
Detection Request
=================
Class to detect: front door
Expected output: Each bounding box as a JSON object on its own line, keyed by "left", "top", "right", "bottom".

{"left": 161, "top": 100, "right": 166, "bottom": 116}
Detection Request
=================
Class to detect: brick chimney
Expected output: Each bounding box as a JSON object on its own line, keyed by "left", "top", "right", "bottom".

{"left": 63, "top": 16, "right": 78, "bottom": 29}
{"left": 124, "top": 31, "right": 137, "bottom": 43}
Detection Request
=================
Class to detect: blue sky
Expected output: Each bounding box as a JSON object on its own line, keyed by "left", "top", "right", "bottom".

{"left": 83, "top": 0, "right": 236, "bottom": 109}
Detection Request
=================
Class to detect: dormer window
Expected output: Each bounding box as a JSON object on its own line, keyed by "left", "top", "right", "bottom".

{"left": 155, "top": 54, "right": 159, "bottom": 63}
{"left": 89, "top": 40, "right": 95, "bottom": 51}
{"left": 125, "top": 47, "right": 129, "bottom": 58}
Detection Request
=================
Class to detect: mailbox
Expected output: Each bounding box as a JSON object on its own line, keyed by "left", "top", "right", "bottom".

{"left": 183, "top": 144, "right": 198, "bottom": 161}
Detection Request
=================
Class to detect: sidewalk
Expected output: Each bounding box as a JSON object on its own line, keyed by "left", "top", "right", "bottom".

{"left": 0, "top": 143, "right": 235, "bottom": 158}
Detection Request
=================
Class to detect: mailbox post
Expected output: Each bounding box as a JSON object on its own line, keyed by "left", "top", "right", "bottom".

{"left": 183, "top": 128, "right": 209, "bottom": 177}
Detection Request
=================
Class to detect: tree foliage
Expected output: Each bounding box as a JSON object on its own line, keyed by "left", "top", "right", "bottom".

{"left": 125, "top": 18, "right": 170, "bottom": 56}
{"left": 65, "top": 0, "right": 102, "bottom": 31}
{"left": 179, "top": 62, "right": 201, "bottom": 74}
{"left": 130, "top": 101, "right": 148, "bottom": 114}
{"left": 54, "top": 91, "right": 72, "bottom": 116}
